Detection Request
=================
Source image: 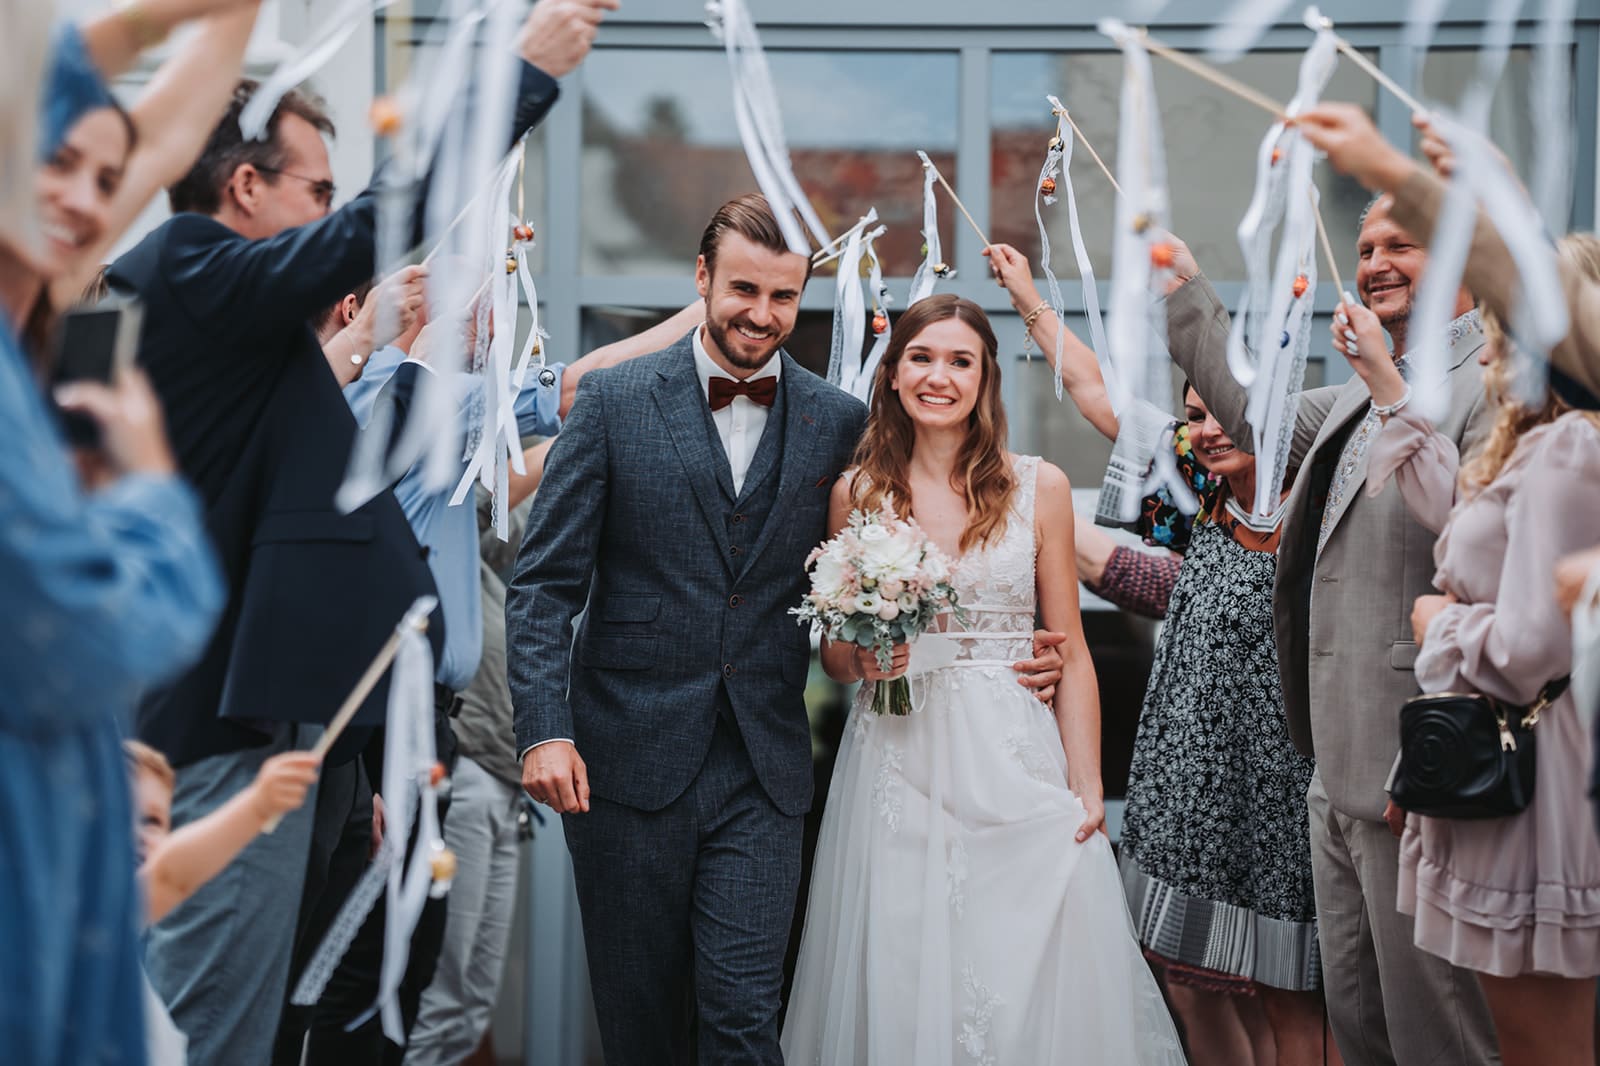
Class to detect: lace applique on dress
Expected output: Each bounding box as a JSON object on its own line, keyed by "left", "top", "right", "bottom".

{"left": 1001, "top": 733, "right": 1055, "bottom": 783}
{"left": 947, "top": 837, "right": 970, "bottom": 919}
{"left": 959, "top": 964, "right": 1002, "bottom": 1065}
{"left": 871, "top": 743, "right": 904, "bottom": 833}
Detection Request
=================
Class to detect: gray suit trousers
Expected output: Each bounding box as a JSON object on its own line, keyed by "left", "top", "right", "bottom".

{"left": 564, "top": 711, "right": 802, "bottom": 1066}
{"left": 1308, "top": 772, "right": 1500, "bottom": 1066}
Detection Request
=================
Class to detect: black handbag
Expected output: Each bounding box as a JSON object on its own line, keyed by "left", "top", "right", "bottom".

{"left": 1391, "top": 678, "right": 1570, "bottom": 819}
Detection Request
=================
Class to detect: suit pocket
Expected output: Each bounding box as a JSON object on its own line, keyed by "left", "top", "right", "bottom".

{"left": 579, "top": 634, "right": 657, "bottom": 671}
{"left": 254, "top": 511, "right": 376, "bottom": 544}
{"left": 601, "top": 594, "right": 661, "bottom": 624}
{"left": 1391, "top": 640, "right": 1419, "bottom": 671}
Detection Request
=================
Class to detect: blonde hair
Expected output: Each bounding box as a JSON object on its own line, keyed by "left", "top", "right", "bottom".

{"left": 1459, "top": 233, "right": 1600, "bottom": 496}
{"left": 123, "top": 739, "right": 175, "bottom": 790}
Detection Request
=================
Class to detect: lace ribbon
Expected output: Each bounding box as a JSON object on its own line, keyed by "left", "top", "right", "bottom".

{"left": 908, "top": 151, "right": 946, "bottom": 305}
{"left": 826, "top": 210, "right": 874, "bottom": 395}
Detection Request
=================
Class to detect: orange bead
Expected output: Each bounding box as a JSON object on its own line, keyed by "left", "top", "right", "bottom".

{"left": 1292, "top": 274, "right": 1309, "bottom": 298}
{"left": 1271, "top": 146, "right": 1285, "bottom": 165}
{"left": 513, "top": 223, "right": 535, "bottom": 242}
{"left": 871, "top": 312, "right": 888, "bottom": 335}
{"left": 429, "top": 761, "right": 446, "bottom": 787}
{"left": 1150, "top": 242, "right": 1175, "bottom": 270}
{"left": 369, "top": 95, "right": 403, "bottom": 136}
{"left": 1039, "top": 177, "right": 1057, "bottom": 197}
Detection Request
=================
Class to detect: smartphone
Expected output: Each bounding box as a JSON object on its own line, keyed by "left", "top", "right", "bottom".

{"left": 52, "top": 300, "right": 143, "bottom": 447}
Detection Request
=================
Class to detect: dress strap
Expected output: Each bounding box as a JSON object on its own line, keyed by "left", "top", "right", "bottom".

{"left": 1013, "top": 454, "right": 1042, "bottom": 533}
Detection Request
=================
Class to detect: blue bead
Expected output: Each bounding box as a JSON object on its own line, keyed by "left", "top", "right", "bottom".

{"left": 1279, "top": 330, "right": 1291, "bottom": 348}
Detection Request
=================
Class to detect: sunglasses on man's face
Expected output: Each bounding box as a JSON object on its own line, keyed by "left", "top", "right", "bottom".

{"left": 256, "top": 165, "right": 335, "bottom": 210}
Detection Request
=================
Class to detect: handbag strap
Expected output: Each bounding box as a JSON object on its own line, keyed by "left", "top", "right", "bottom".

{"left": 1521, "top": 676, "right": 1572, "bottom": 726}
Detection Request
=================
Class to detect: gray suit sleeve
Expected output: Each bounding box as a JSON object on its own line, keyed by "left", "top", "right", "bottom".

{"left": 506, "top": 373, "right": 609, "bottom": 755}
{"left": 1165, "top": 274, "right": 1340, "bottom": 470}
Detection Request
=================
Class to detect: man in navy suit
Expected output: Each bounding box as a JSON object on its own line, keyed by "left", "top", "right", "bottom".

{"left": 508, "top": 195, "right": 1066, "bottom": 1064}
{"left": 107, "top": 3, "right": 615, "bottom": 1060}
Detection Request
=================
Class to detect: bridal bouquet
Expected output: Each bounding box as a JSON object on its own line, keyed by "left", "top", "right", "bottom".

{"left": 793, "top": 503, "right": 963, "bottom": 716}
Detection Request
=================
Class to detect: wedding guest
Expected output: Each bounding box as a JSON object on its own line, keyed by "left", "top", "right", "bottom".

{"left": 0, "top": 4, "right": 263, "bottom": 1061}
{"left": 126, "top": 740, "right": 318, "bottom": 1066}
{"left": 1138, "top": 197, "right": 1494, "bottom": 1064}
{"left": 1335, "top": 235, "right": 1600, "bottom": 1066}
{"left": 989, "top": 245, "right": 1333, "bottom": 1065}
{"left": 111, "top": 3, "right": 609, "bottom": 1054}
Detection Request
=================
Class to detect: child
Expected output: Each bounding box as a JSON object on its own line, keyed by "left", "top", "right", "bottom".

{"left": 124, "top": 740, "right": 321, "bottom": 924}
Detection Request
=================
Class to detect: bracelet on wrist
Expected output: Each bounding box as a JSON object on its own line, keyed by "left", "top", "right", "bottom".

{"left": 1371, "top": 385, "right": 1412, "bottom": 418}
{"left": 1021, "top": 301, "right": 1051, "bottom": 352}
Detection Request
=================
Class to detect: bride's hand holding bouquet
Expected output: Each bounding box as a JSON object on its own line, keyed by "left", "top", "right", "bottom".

{"left": 793, "top": 502, "right": 963, "bottom": 716}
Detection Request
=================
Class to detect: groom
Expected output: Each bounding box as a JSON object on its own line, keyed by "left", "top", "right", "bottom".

{"left": 507, "top": 194, "right": 1063, "bottom": 1063}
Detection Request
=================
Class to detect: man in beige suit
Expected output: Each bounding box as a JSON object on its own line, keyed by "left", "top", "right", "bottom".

{"left": 1162, "top": 201, "right": 1500, "bottom": 1066}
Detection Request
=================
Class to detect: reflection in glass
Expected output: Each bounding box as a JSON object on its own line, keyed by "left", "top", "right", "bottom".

{"left": 989, "top": 52, "right": 1377, "bottom": 282}
{"left": 1419, "top": 48, "right": 1564, "bottom": 191}
{"left": 580, "top": 49, "right": 959, "bottom": 276}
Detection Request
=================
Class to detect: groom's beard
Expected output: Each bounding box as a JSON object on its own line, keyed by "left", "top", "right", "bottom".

{"left": 705, "top": 312, "right": 791, "bottom": 372}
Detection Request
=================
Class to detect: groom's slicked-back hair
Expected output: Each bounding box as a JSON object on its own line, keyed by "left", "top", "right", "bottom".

{"left": 698, "top": 193, "right": 814, "bottom": 282}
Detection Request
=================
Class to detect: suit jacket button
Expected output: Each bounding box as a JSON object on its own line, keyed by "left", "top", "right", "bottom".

{"left": 729, "top": 595, "right": 742, "bottom": 608}
{"left": 723, "top": 664, "right": 735, "bottom": 678}
{"left": 730, "top": 545, "right": 742, "bottom": 556}
{"left": 732, "top": 513, "right": 746, "bottom": 524}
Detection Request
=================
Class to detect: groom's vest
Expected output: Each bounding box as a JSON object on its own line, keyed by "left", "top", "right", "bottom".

{"left": 707, "top": 381, "right": 786, "bottom": 582}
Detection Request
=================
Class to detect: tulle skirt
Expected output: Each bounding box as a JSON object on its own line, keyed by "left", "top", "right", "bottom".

{"left": 782, "top": 652, "right": 1187, "bottom": 1065}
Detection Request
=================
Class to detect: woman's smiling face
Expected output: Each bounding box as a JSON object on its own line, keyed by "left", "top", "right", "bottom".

{"left": 1184, "top": 386, "right": 1253, "bottom": 480}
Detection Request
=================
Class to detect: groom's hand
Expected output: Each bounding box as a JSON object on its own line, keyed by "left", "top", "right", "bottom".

{"left": 522, "top": 742, "right": 591, "bottom": 814}
{"left": 1013, "top": 630, "right": 1066, "bottom": 704}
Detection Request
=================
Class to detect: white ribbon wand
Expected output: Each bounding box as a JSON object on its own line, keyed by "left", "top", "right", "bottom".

{"left": 263, "top": 596, "right": 438, "bottom": 832}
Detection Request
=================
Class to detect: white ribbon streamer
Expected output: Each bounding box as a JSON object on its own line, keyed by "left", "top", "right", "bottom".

{"left": 1224, "top": 19, "right": 1337, "bottom": 516}
{"left": 239, "top": 0, "right": 398, "bottom": 141}
{"left": 855, "top": 228, "right": 894, "bottom": 403}
{"left": 1205, "top": 0, "right": 1297, "bottom": 60}
{"left": 1040, "top": 96, "right": 1115, "bottom": 406}
{"left": 1094, "top": 21, "right": 1196, "bottom": 526}
{"left": 1533, "top": 0, "right": 1577, "bottom": 229}
{"left": 706, "top": 0, "right": 831, "bottom": 255}
{"left": 826, "top": 210, "right": 874, "bottom": 392}
{"left": 908, "top": 151, "right": 946, "bottom": 305}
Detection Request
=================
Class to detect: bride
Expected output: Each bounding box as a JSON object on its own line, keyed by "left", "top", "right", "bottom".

{"left": 782, "top": 294, "right": 1186, "bottom": 1064}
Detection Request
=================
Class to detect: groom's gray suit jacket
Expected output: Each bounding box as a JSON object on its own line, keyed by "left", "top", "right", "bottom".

{"left": 506, "top": 334, "right": 867, "bottom": 816}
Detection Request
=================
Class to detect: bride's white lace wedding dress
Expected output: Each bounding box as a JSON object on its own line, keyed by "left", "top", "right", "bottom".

{"left": 782, "top": 456, "right": 1186, "bottom": 1065}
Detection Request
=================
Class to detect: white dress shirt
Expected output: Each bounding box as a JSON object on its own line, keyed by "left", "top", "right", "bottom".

{"left": 693, "top": 325, "right": 782, "bottom": 497}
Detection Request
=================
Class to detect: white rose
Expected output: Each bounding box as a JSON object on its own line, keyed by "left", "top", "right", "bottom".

{"left": 860, "top": 528, "right": 921, "bottom": 578}
{"left": 876, "top": 600, "right": 900, "bottom": 621}
{"left": 811, "top": 552, "right": 847, "bottom": 601}
{"left": 923, "top": 549, "right": 951, "bottom": 584}
{"left": 857, "top": 523, "right": 890, "bottom": 544}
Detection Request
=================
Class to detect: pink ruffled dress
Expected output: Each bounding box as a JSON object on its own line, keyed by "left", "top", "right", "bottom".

{"left": 1367, "top": 408, "right": 1600, "bottom": 977}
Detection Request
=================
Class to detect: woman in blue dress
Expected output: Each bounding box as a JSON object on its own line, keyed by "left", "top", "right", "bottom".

{"left": 1, "top": 4, "right": 263, "bottom": 1062}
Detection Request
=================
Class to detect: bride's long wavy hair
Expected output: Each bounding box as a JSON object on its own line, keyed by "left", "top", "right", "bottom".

{"left": 849, "top": 294, "right": 1016, "bottom": 554}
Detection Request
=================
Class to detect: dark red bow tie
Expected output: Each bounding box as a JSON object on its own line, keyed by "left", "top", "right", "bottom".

{"left": 708, "top": 375, "right": 778, "bottom": 411}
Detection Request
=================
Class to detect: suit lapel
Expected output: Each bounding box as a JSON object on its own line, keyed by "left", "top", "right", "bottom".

{"left": 1309, "top": 382, "right": 1379, "bottom": 538}
{"left": 740, "top": 353, "right": 821, "bottom": 575}
{"left": 652, "top": 344, "right": 736, "bottom": 575}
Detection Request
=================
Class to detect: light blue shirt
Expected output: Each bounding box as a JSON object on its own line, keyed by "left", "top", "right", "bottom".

{"left": 345, "top": 346, "right": 562, "bottom": 690}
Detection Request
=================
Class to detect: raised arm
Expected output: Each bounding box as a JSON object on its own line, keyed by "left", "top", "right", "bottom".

{"left": 141, "top": 751, "right": 318, "bottom": 924}
{"left": 984, "top": 243, "right": 1119, "bottom": 441}
{"left": 54, "top": 5, "right": 262, "bottom": 306}
{"left": 1034, "top": 462, "right": 1105, "bottom": 842}
{"left": 558, "top": 302, "right": 706, "bottom": 418}
{"left": 78, "top": 0, "right": 260, "bottom": 82}
{"left": 1298, "top": 102, "right": 1600, "bottom": 403}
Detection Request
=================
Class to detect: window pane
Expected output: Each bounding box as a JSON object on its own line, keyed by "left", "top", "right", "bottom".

{"left": 581, "top": 48, "right": 959, "bottom": 276}
{"left": 990, "top": 52, "right": 1377, "bottom": 282}
{"left": 1419, "top": 48, "right": 1568, "bottom": 188}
